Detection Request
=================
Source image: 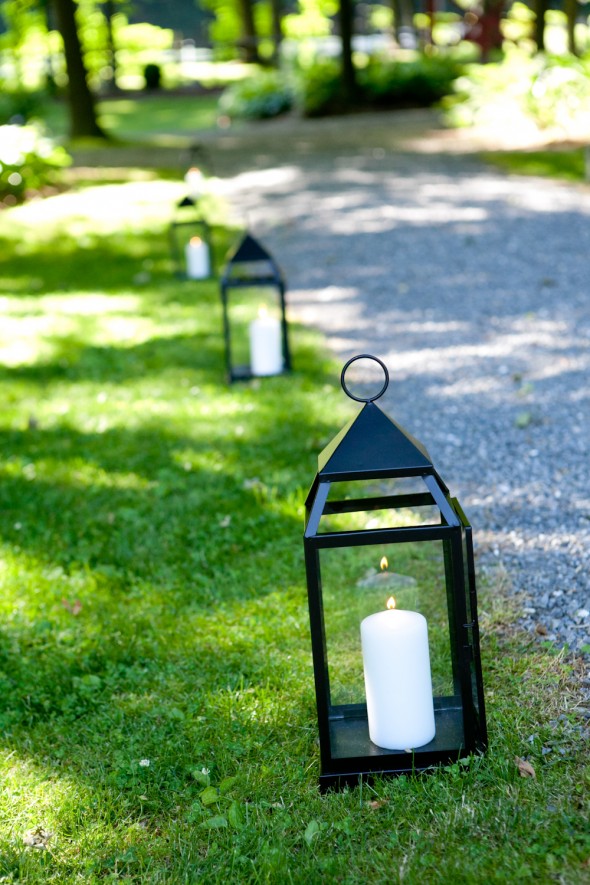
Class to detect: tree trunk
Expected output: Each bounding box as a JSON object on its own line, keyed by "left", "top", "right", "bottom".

{"left": 464, "top": 0, "right": 504, "bottom": 62}
{"left": 338, "top": 0, "right": 357, "bottom": 103}
{"left": 392, "top": 0, "right": 417, "bottom": 46}
{"left": 103, "top": 0, "right": 119, "bottom": 89}
{"left": 564, "top": 0, "right": 577, "bottom": 55}
{"left": 270, "top": 0, "right": 283, "bottom": 65}
{"left": 51, "top": 0, "right": 106, "bottom": 139}
{"left": 236, "top": 0, "right": 260, "bottom": 63}
{"left": 534, "top": 0, "right": 548, "bottom": 51}
{"left": 41, "top": 0, "right": 58, "bottom": 94}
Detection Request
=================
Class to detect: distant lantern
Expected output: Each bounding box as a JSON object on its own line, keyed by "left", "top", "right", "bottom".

{"left": 303, "top": 354, "right": 487, "bottom": 792}
{"left": 219, "top": 232, "right": 291, "bottom": 383}
{"left": 169, "top": 175, "right": 212, "bottom": 280}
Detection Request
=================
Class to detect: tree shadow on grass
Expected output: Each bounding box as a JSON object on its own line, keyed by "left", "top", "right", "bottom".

{"left": 0, "top": 331, "right": 225, "bottom": 385}
{"left": 0, "top": 226, "right": 231, "bottom": 301}
{"left": 0, "top": 362, "right": 325, "bottom": 877}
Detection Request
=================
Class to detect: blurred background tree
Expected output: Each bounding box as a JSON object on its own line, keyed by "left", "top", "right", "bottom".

{"left": 51, "top": 0, "right": 105, "bottom": 137}
{"left": 1, "top": 0, "right": 590, "bottom": 154}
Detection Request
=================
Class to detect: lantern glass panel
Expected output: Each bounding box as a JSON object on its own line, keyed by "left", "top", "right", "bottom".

{"left": 319, "top": 476, "right": 441, "bottom": 534}
{"left": 169, "top": 217, "right": 211, "bottom": 279}
{"left": 175, "top": 223, "right": 203, "bottom": 257}
{"left": 224, "top": 285, "right": 283, "bottom": 376}
{"left": 320, "top": 539, "right": 456, "bottom": 711}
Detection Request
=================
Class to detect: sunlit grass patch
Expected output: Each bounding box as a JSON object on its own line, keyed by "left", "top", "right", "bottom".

{"left": 482, "top": 147, "right": 586, "bottom": 182}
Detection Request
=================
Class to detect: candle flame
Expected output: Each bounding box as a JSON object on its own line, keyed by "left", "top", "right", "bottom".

{"left": 380, "top": 556, "right": 388, "bottom": 571}
{"left": 387, "top": 596, "right": 396, "bottom": 610}
{"left": 189, "top": 236, "right": 202, "bottom": 246}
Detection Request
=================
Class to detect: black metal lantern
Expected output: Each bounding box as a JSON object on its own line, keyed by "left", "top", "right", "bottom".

{"left": 303, "top": 355, "right": 487, "bottom": 792}
{"left": 169, "top": 191, "right": 213, "bottom": 280}
{"left": 219, "top": 232, "right": 291, "bottom": 383}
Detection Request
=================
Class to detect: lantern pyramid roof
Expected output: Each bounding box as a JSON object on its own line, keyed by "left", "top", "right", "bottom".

{"left": 318, "top": 401, "right": 442, "bottom": 483}
{"left": 221, "top": 232, "right": 284, "bottom": 285}
{"left": 228, "top": 233, "right": 272, "bottom": 263}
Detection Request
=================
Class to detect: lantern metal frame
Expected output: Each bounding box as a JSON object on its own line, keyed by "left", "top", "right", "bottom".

{"left": 219, "top": 232, "right": 292, "bottom": 383}
{"left": 303, "top": 355, "right": 487, "bottom": 792}
{"left": 169, "top": 196, "right": 213, "bottom": 279}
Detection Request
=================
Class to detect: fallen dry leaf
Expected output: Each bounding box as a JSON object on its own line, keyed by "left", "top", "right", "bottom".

{"left": 23, "top": 826, "right": 53, "bottom": 849}
{"left": 61, "top": 598, "right": 82, "bottom": 616}
{"left": 367, "top": 799, "right": 388, "bottom": 809}
{"left": 515, "top": 756, "right": 536, "bottom": 779}
{"left": 535, "top": 623, "right": 548, "bottom": 636}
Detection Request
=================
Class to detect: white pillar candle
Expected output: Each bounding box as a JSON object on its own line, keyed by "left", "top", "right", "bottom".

{"left": 360, "top": 598, "right": 435, "bottom": 750}
{"left": 249, "top": 307, "right": 283, "bottom": 376}
{"left": 185, "top": 167, "right": 204, "bottom": 199}
{"left": 185, "top": 237, "right": 210, "bottom": 279}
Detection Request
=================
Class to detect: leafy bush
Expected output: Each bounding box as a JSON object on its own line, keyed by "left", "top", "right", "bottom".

{"left": 527, "top": 55, "right": 590, "bottom": 131}
{"left": 218, "top": 70, "right": 293, "bottom": 120}
{"left": 447, "top": 48, "right": 590, "bottom": 138}
{"left": 217, "top": 53, "right": 463, "bottom": 122}
{"left": 0, "top": 124, "right": 71, "bottom": 206}
{"left": 359, "top": 55, "right": 463, "bottom": 108}
{"left": 0, "top": 89, "right": 47, "bottom": 125}
{"left": 292, "top": 57, "right": 342, "bottom": 116}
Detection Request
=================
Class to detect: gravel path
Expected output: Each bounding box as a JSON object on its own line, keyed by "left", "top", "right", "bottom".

{"left": 207, "top": 110, "right": 590, "bottom": 665}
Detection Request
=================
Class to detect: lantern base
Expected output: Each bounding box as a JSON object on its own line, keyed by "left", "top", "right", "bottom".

{"left": 229, "top": 364, "right": 287, "bottom": 383}
{"left": 318, "top": 697, "right": 481, "bottom": 792}
{"left": 230, "top": 364, "right": 254, "bottom": 383}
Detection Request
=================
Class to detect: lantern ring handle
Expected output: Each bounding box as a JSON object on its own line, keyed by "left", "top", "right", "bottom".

{"left": 340, "top": 354, "right": 389, "bottom": 403}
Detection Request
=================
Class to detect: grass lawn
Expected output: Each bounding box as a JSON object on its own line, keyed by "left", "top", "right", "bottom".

{"left": 481, "top": 148, "right": 587, "bottom": 183}
{"left": 41, "top": 93, "right": 221, "bottom": 144}
{"left": 0, "top": 174, "right": 588, "bottom": 883}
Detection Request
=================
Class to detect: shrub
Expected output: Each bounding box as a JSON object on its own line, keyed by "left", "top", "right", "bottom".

{"left": 0, "top": 90, "right": 47, "bottom": 125}
{"left": 446, "top": 48, "right": 590, "bottom": 137}
{"left": 218, "top": 70, "right": 293, "bottom": 120}
{"left": 0, "top": 124, "right": 71, "bottom": 206}
{"left": 292, "top": 57, "right": 342, "bottom": 116}
{"left": 359, "top": 55, "right": 463, "bottom": 108}
{"left": 217, "top": 53, "right": 463, "bottom": 122}
{"left": 527, "top": 55, "right": 590, "bottom": 131}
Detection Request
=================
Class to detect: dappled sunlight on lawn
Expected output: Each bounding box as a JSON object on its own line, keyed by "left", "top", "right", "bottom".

{"left": 0, "top": 293, "right": 190, "bottom": 368}
{"left": 5, "top": 180, "right": 186, "bottom": 236}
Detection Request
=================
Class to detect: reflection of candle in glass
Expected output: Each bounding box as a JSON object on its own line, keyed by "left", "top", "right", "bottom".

{"left": 185, "top": 236, "right": 210, "bottom": 279}
{"left": 360, "top": 597, "right": 435, "bottom": 750}
{"left": 185, "top": 167, "right": 204, "bottom": 199}
{"left": 249, "top": 305, "right": 282, "bottom": 376}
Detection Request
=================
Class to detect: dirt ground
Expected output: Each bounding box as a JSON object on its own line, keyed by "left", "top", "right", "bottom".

{"left": 69, "top": 106, "right": 584, "bottom": 179}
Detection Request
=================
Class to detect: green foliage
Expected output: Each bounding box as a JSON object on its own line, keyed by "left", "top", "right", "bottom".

{"left": 0, "top": 0, "right": 48, "bottom": 90}
{"left": 0, "top": 123, "right": 70, "bottom": 205}
{"left": 447, "top": 47, "right": 590, "bottom": 137}
{"left": 0, "top": 88, "right": 47, "bottom": 124}
{"left": 201, "top": 0, "right": 244, "bottom": 59}
{"left": 217, "top": 52, "right": 463, "bottom": 121}
{"left": 482, "top": 148, "right": 586, "bottom": 182}
{"left": 76, "top": 12, "right": 175, "bottom": 91}
{"left": 0, "top": 4, "right": 176, "bottom": 93}
{"left": 293, "top": 56, "right": 342, "bottom": 116}
{"left": 359, "top": 54, "right": 464, "bottom": 108}
{"left": 283, "top": 0, "right": 339, "bottom": 38}
{"left": 218, "top": 69, "right": 293, "bottom": 120}
{"left": 526, "top": 54, "right": 590, "bottom": 130}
